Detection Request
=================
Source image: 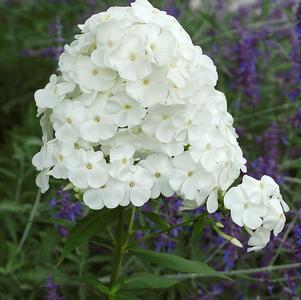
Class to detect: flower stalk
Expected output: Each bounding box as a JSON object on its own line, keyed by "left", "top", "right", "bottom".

{"left": 108, "top": 206, "right": 136, "bottom": 299}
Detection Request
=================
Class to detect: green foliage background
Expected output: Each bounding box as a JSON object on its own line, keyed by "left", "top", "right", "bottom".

{"left": 1, "top": 0, "right": 301, "bottom": 299}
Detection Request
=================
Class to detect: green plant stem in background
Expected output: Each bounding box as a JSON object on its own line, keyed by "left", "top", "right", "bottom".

{"left": 98, "top": 262, "right": 301, "bottom": 284}
{"left": 16, "top": 189, "right": 41, "bottom": 254}
{"left": 164, "top": 262, "right": 301, "bottom": 280}
{"left": 108, "top": 206, "right": 136, "bottom": 299}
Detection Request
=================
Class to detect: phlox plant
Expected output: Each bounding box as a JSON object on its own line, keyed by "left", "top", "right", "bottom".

{"left": 28, "top": 0, "right": 290, "bottom": 298}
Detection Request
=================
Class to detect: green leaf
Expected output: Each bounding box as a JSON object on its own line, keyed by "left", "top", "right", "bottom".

{"left": 130, "top": 248, "right": 227, "bottom": 279}
{"left": 59, "top": 209, "right": 117, "bottom": 264}
{"left": 123, "top": 272, "right": 178, "bottom": 290}
{"left": 78, "top": 277, "right": 110, "bottom": 295}
{"left": 116, "top": 292, "right": 139, "bottom": 300}
{"left": 142, "top": 211, "right": 169, "bottom": 229}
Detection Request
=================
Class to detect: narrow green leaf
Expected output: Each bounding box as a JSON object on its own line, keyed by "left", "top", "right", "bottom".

{"left": 123, "top": 272, "right": 178, "bottom": 290}
{"left": 59, "top": 209, "right": 117, "bottom": 264}
{"left": 142, "top": 211, "right": 169, "bottom": 229}
{"left": 130, "top": 248, "right": 227, "bottom": 279}
{"left": 78, "top": 277, "right": 110, "bottom": 295}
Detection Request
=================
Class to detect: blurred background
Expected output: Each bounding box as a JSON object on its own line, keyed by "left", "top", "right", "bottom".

{"left": 1, "top": 0, "right": 301, "bottom": 299}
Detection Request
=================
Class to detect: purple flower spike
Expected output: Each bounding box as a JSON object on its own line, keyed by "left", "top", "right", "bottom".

{"left": 50, "top": 188, "right": 83, "bottom": 236}
{"left": 44, "top": 277, "right": 65, "bottom": 300}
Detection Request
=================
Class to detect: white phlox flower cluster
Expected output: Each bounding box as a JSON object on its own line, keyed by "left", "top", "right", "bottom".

{"left": 33, "top": 0, "right": 246, "bottom": 212}
{"left": 32, "top": 0, "right": 288, "bottom": 251}
{"left": 224, "top": 175, "right": 289, "bottom": 252}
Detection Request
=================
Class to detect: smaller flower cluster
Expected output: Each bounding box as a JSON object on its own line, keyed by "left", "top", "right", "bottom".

{"left": 224, "top": 175, "right": 289, "bottom": 252}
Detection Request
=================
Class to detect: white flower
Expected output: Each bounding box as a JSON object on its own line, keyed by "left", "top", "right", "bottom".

{"left": 206, "top": 189, "right": 219, "bottom": 214}
{"left": 142, "top": 104, "right": 184, "bottom": 143}
{"left": 241, "top": 175, "right": 280, "bottom": 206}
{"left": 189, "top": 127, "right": 226, "bottom": 172}
{"left": 75, "top": 56, "right": 117, "bottom": 92}
{"left": 139, "top": 153, "right": 174, "bottom": 198}
{"left": 48, "top": 143, "right": 79, "bottom": 179}
{"left": 167, "top": 58, "right": 189, "bottom": 89}
{"left": 91, "top": 21, "right": 123, "bottom": 68}
{"left": 247, "top": 227, "right": 271, "bottom": 252}
{"left": 145, "top": 24, "right": 176, "bottom": 66}
{"left": 131, "top": 0, "right": 166, "bottom": 24}
{"left": 173, "top": 108, "right": 213, "bottom": 143}
{"left": 126, "top": 66, "right": 168, "bottom": 107}
{"left": 224, "top": 185, "right": 267, "bottom": 230}
{"left": 32, "top": 139, "right": 58, "bottom": 171}
{"left": 66, "top": 31, "right": 96, "bottom": 55}
{"left": 36, "top": 169, "right": 50, "bottom": 193}
{"left": 169, "top": 151, "right": 214, "bottom": 201}
{"left": 80, "top": 94, "right": 117, "bottom": 142}
{"left": 106, "top": 92, "right": 146, "bottom": 127}
{"left": 83, "top": 178, "right": 125, "bottom": 209}
{"left": 109, "top": 144, "right": 135, "bottom": 181}
{"left": 69, "top": 149, "right": 109, "bottom": 189}
{"left": 52, "top": 100, "right": 87, "bottom": 143}
{"left": 224, "top": 174, "right": 289, "bottom": 245}
{"left": 119, "top": 165, "right": 154, "bottom": 207}
{"left": 34, "top": 74, "right": 75, "bottom": 109}
{"left": 263, "top": 198, "right": 286, "bottom": 236}
{"left": 109, "top": 35, "right": 152, "bottom": 81}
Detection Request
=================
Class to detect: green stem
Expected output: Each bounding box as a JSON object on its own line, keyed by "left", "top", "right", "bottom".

{"left": 110, "top": 207, "right": 125, "bottom": 288}
{"left": 98, "top": 262, "right": 301, "bottom": 284}
{"left": 163, "top": 263, "right": 301, "bottom": 280}
{"left": 16, "top": 189, "right": 41, "bottom": 254}
{"left": 124, "top": 207, "right": 136, "bottom": 248}
{"left": 108, "top": 206, "right": 136, "bottom": 300}
{"left": 269, "top": 216, "right": 297, "bottom": 266}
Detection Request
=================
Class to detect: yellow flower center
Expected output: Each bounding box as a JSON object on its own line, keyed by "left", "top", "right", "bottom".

{"left": 124, "top": 104, "right": 132, "bottom": 110}
{"left": 129, "top": 54, "right": 136, "bottom": 61}
{"left": 86, "top": 163, "right": 93, "bottom": 170}
{"left": 187, "top": 171, "right": 193, "bottom": 177}
{"left": 150, "top": 42, "right": 156, "bottom": 50}
{"left": 129, "top": 181, "right": 135, "bottom": 187}
{"left": 92, "top": 69, "right": 98, "bottom": 76}
{"left": 94, "top": 116, "right": 101, "bottom": 123}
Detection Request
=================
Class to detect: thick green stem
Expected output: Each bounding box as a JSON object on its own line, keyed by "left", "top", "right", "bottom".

{"left": 108, "top": 206, "right": 136, "bottom": 300}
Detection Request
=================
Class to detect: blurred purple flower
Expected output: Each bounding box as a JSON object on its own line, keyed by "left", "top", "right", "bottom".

{"left": 154, "top": 197, "right": 182, "bottom": 252}
{"left": 163, "top": 0, "right": 180, "bottom": 18}
{"left": 248, "top": 123, "right": 285, "bottom": 183}
{"left": 233, "top": 29, "right": 260, "bottom": 106}
{"left": 44, "top": 277, "right": 65, "bottom": 300}
{"left": 50, "top": 189, "right": 83, "bottom": 236}
{"left": 289, "top": 108, "right": 301, "bottom": 129}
